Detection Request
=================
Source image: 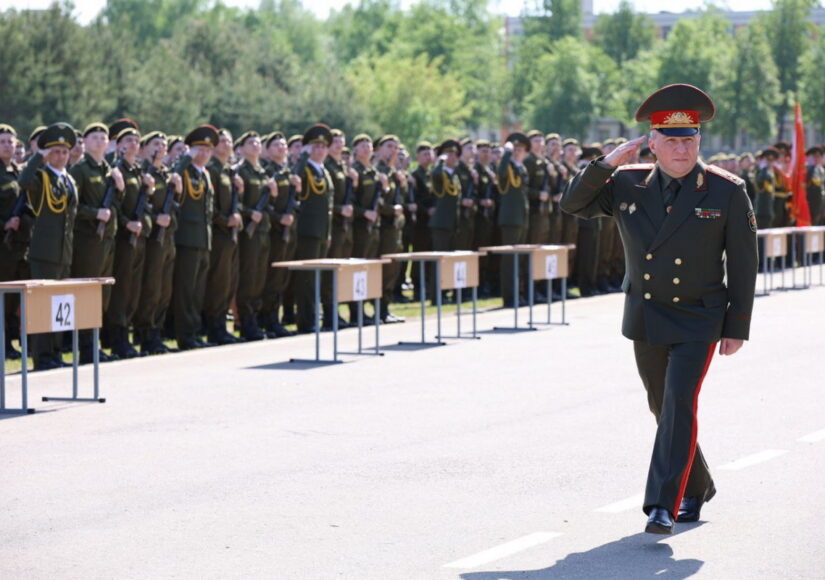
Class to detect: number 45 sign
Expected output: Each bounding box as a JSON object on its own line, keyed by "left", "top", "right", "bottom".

{"left": 51, "top": 294, "right": 75, "bottom": 331}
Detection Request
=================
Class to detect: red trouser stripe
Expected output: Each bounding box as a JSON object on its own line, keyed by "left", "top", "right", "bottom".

{"left": 672, "top": 342, "right": 717, "bottom": 517}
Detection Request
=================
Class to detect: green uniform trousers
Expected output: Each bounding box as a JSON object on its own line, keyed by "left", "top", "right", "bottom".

{"left": 237, "top": 230, "right": 270, "bottom": 320}
{"left": 260, "top": 223, "right": 297, "bottom": 321}
{"left": 203, "top": 230, "right": 239, "bottom": 321}
{"left": 173, "top": 246, "right": 210, "bottom": 344}
{"left": 135, "top": 237, "right": 176, "bottom": 335}
{"left": 634, "top": 340, "right": 716, "bottom": 517}
{"left": 105, "top": 237, "right": 145, "bottom": 331}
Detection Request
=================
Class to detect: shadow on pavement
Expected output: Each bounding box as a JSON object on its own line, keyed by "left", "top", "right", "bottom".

{"left": 459, "top": 525, "right": 705, "bottom": 580}
{"left": 244, "top": 360, "right": 349, "bottom": 371}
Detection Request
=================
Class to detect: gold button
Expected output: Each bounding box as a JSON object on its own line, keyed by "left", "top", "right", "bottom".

{"left": 646, "top": 253, "right": 653, "bottom": 261}
{"left": 644, "top": 273, "right": 651, "bottom": 280}
{"left": 644, "top": 292, "right": 652, "bottom": 300}
{"left": 675, "top": 258, "right": 683, "bottom": 265}
{"left": 673, "top": 277, "right": 680, "bottom": 284}
{"left": 673, "top": 297, "right": 680, "bottom": 303}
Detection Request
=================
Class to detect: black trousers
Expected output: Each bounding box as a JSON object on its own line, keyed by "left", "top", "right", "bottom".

{"left": 173, "top": 246, "right": 210, "bottom": 344}
{"left": 634, "top": 340, "right": 716, "bottom": 516}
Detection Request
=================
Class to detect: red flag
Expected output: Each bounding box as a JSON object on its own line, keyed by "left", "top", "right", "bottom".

{"left": 790, "top": 103, "right": 812, "bottom": 227}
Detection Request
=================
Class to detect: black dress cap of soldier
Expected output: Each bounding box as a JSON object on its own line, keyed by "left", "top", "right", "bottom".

{"left": 415, "top": 140, "right": 433, "bottom": 153}
{"left": 760, "top": 146, "right": 780, "bottom": 160}
{"left": 303, "top": 124, "right": 333, "bottom": 146}
{"left": 82, "top": 122, "right": 108, "bottom": 137}
{"left": 185, "top": 124, "right": 219, "bottom": 147}
{"left": 436, "top": 139, "right": 462, "bottom": 156}
{"left": 29, "top": 125, "right": 47, "bottom": 143}
{"left": 236, "top": 131, "right": 260, "bottom": 148}
{"left": 115, "top": 127, "right": 140, "bottom": 144}
{"left": 264, "top": 131, "right": 285, "bottom": 148}
{"left": 806, "top": 145, "right": 823, "bottom": 156}
{"left": 635, "top": 83, "right": 715, "bottom": 137}
{"left": 352, "top": 134, "right": 372, "bottom": 147}
{"left": 38, "top": 123, "right": 77, "bottom": 150}
{"left": 108, "top": 118, "right": 139, "bottom": 140}
{"left": 140, "top": 130, "right": 167, "bottom": 147}
{"left": 506, "top": 132, "right": 530, "bottom": 149}
{"left": 0, "top": 124, "right": 17, "bottom": 137}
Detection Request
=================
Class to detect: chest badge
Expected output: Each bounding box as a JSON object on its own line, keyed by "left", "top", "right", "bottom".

{"left": 619, "top": 202, "right": 628, "bottom": 211}
{"left": 695, "top": 208, "right": 722, "bottom": 219}
{"left": 628, "top": 202, "right": 637, "bottom": 214}
{"left": 696, "top": 173, "right": 704, "bottom": 189}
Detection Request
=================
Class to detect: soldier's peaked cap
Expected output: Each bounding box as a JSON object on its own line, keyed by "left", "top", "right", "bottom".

{"left": 506, "top": 132, "right": 530, "bottom": 149}
{"left": 303, "top": 124, "right": 333, "bottom": 146}
{"left": 436, "top": 139, "right": 462, "bottom": 156}
{"left": 185, "top": 124, "right": 219, "bottom": 147}
{"left": 0, "top": 124, "right": 17, "bottom": 136}
{"left": 108, "top": 118, "right": 139, "bottom": 139}
{"left": 635, "top": 83, "right": 715, "bottom": 137}
{"left": 38, "top": 122, "right": 77, "bottom": 150}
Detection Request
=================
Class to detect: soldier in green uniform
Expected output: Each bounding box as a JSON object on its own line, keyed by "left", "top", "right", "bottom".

{"left": 429, "top": 139, "right": 462, "bottom": 253}
{"left": 204, "top": 128, "right": 243, "bottom": 345}
{"left": 410, "top": 141, "right": 435, "bottom": 301}
{"left": 236, "top": 131, "right": 278, "bottom": 340}
{"left": 260, "top": 132, "right": 302, "bottom": 337}
{"left": 454, "top": 138, "right": 478, "bottom": 252}
{"left": 104, "top": 119, "right": 138, "bottom": 165}
{"left": 497, "top": 133, "right": 531, "bottom": 307}
{"left": 104, "top": 126, "right": 155, "bottom": 358}
{"left": 172, "top": 125, "right": 218, "bottom": 349}
{"left": 772, "top": 142, "right": 792, "bottom": 227}
{"left": 294, "top": 124, "right": 334, "bottom": 333}
{"left": 474, "top": 139, "right": 497, "bottom": 297}
{"left": 69, "top": 122, "right": 124, "bottom": 363}
{"left": 575, "top": 145, "right": 604, "bottom": 297}
{"left": 18, "top": 123, "right": 79, "bottom": 370}
{"left": 754, "top": 147, "right": 779, "bottom": 230}
{"left": 525, "top": 129, "right": 554, "bottom": 246}
{"left": 806, "top": 146, "right": 824, "bottom": 225}
{"left": 25, "top": 126, "right": 46, "bottom": 161}
{"left": 374, "top": 135, "right": 406, "bottom": 323}
{"left": 166, "top": 136, "right": 186, "bottom": 167}
{"left": 393, "top": 145, "right": 417, "bottom": 303}
{"left": 737, "top": 153, "right": 757, "bottom": 205}
{"left": 134, "top": 132, "right": 183, "bottom": 354}
{"left": 562, "top": 84, "right": 757, "bottom": 534}
{"left": 0, "top": 124, "right": 31, "bottom": 360}
{"left": 350, "top": 134, "right": 382, "bottom": 266}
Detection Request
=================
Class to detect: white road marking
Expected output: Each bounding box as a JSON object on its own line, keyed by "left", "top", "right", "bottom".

{"left": 594, "top": 493, "right": 644, "bottom": 513}
{"left": 443, "top": 532, "right": 562, "bottom": 569}
{"left": 718, "top": 449, "right": 788, "bottom": 471}
{"left": 797, "top": 429, "right": 825, "bottom": 443}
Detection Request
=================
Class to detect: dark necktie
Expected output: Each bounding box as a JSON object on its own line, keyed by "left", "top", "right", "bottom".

{"left": 663, "top": 179, "right": 681, "bottom": 214}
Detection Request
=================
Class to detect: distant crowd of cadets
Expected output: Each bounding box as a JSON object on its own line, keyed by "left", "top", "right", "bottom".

{"left": 2, "top": 120, "right": 823, "bottom": 370}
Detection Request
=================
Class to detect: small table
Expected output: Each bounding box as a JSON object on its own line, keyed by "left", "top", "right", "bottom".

{"left": 757, "top": 228, "right": 789, "bottom": 295}
{"left": 801, "top": 226, "right": 825, "bottom": 287}
{"left": 383, "top": 251, "right": 483, "bottom": 345}
{"left": 480, "top": 244, "right": 572, "bottom": 331}
{"left": 1, "top": 277, "right": 113, "bottom": 415}
{"left": 273, "top": 258, "right": 388, "bottom": 364}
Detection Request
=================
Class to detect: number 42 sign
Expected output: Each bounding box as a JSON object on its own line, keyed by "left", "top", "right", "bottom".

{"left": 51, "top": 294, "right": 75, "bottom": 331}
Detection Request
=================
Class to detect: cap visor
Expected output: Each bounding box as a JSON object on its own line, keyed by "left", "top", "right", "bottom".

{"left": 656, "top": 127, "right": 699, "bottom": 137}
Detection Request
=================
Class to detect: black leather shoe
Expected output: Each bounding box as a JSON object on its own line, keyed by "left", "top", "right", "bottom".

{"left": 272, "top": 323, "right": 296, "bottom": 337}
{"left": 677, "top": 485, "right": 716, "bottom": 523}
{"left": 645, "top": 507, "right": 674, "bottom": 535}
{"left": 4, "top": 344, "right": 22, "bottom": 360}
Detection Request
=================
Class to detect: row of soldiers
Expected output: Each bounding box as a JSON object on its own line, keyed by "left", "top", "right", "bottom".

{"left": 4, "top": 119, "right": 822, "bottom": 369}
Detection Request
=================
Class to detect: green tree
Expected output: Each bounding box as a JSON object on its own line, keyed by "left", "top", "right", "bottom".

{"left": 347, "top": 52, "right": 470, "bottom": 145}
{"left": 607, "top": 48, "right": 662, "bottom": 134}
{"left": 525, "top": 37, "right": 601, "bottom": 137}
{"left": 714, "top": 23, "right": 780, "bottom": 147}
{"left": 522, "top": 0, "right": 582, "bottom": 40}
{"left": 592, "top": 1, "right": 655, "bottom": 67}
{"left": 761, "top": 0, "right": 817, "bottom": 138}
{"left": 799, "top": 29, "right": 825, "bottom": 133}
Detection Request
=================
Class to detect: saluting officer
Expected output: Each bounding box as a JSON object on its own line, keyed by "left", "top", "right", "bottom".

{"left": 562, "top": 84, "right": 758, "bottom": 535}
{"left": 497, "top": 132, "right": 531, "bottom": 307}
{"left": 17, "top": 123, "right": 79, "bottom": 370}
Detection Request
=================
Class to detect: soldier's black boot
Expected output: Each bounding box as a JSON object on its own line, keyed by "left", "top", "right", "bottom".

{"left": 208, "top": 317, "right": 241, "bottom": 345}
{"left": 4, "top": 334, "right": 21, "bottom": 360}
{"left": 112, "top": 327, "right": 140, "bottom": 359}
{"left": 241, "top": 315, "right": 264, "bottom": 341}
{"left": 380, "top": 299, "right": 405, "bottom": 324}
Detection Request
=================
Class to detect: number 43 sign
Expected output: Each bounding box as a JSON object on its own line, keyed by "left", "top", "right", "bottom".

{"left": 51, "top": 294, "right": 75, "bottom": 331}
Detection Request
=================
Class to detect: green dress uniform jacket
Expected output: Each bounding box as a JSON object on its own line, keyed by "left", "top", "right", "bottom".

{"left": 562, "top": 159, "right": 758, "bottom": 345}
{"left": 429, "top": 160, "right": 461, "bottom": 232}
{"left": 753, "top": 166, "right": 775, "bottom": 228}
{"left": 496, "top": 150, "right": 529, "bottom": 228}
{"left": 296, "top": 159, "right": 333, "bottom": 241}
{"left": 351, "top": 159, "right": 381, "bottom": 258}
{"left": 325, "top": 156, "right": 354, "bottom": 257}
{"left": 71, "top": 153, "right": 117, "bottom": 240}
{"left": 1, "top": 159, "right": 31, "bottom": 257}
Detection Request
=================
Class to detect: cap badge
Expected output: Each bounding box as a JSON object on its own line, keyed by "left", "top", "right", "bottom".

{"left": 663, "top": 111, "right": 694, "bottom": 125}
{"left": 628, "top": 202, "right": 637, "bottom": 214}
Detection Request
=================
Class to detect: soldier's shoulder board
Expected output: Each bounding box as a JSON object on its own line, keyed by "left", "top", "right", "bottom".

{"left": 706, "top": 165, "right": 744, "bottom": 186}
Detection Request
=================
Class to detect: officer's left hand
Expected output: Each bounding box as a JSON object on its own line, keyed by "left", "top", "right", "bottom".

{"left": 341, "top": 204, "right": 353, "bottom": 218}
{"left": 4, "top": 216, "right": 20, "bottom": 231}
{"left": 156, "top": 214, "right": 171, "bottom": 228}
{"left": 719, "top": 338, "right": 744, "bottom": 356}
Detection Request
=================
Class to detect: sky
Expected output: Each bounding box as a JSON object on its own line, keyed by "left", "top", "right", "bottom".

{"left": 3, "top": 0, "right": 777, "bottom": 23}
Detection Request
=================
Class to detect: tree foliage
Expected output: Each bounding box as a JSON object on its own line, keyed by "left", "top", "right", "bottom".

{"left": 593, "top": 1, "right": 655, "bottom": 67}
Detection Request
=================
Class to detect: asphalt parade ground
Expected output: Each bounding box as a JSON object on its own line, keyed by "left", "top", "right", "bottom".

{"left": 2, "top": 279, "right": 824, "bottom": 579}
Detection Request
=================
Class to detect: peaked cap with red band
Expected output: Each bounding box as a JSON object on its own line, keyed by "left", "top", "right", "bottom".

{"left": 635, "top": 84, "right": 715, "bottom": 137}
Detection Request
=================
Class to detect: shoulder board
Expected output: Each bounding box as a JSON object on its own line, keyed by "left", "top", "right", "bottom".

{"left": 616, "top": 163, "right": 654, "bottom": 171}
{"left": 706, "top": 164, "right": 744, "bottom": 185}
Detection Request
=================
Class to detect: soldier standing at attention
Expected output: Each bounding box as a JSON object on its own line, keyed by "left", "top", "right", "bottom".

{"left": 70, "top": 122, "right": 124, "bottom": 363}
{"left": 474, "top": 140, "right": 498, "bottom": 298}
{"left": 497, "top": 133, "right": 531, "bottom": 308}
{"left": 204, "top": 128, "right": 243, "bottom": 345}
{"left": 294, "top": 124, "right": 334, "bottom": 333}
{"left": 172, "top": 125, "right": 219, "bottom": 350}
{"left": 325, "top": 129, "right": 356, "bottom": 327}
{"left": 454, "top": 138, "right": 477, "bottom": 252}
{"left": 260, "top": 132, "right": 302, "bottom": 337}
{"left": 754, "top": 147, "right": 779, "bottom": 230}
{"left": 236, "top": 131, "right": 278, "bottom": 341}
{"left": 562, "top": 84, "right": 757, "bottom": 535}
{"left": 135, "top": 132, "right": 182, "bottom": 354}
{"left": 525, "top": 129, "right": 553, "bottom": 246}
{"left": 1, "top": 124, "right": 31, "bottom": 360}
{"left": 805, "top": 146, "right": 824, "bottom": 225}
{"left": 17, "top": 123, "right": 79, "bottom": 370}
{"left": 410, "top": 141, "right": 435, "bottom": 301}
{"left": 374, "top": 135, "right": 406, "bottom": 323}
{"left": 104, "top": 126, "right": 155, "bottom": 359}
